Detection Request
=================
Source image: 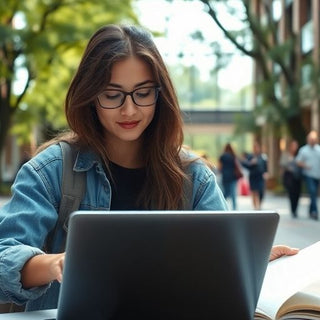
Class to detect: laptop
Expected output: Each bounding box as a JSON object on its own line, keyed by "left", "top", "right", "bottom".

{"left": 55, "top": 210, "right": 279, "bottom": 320}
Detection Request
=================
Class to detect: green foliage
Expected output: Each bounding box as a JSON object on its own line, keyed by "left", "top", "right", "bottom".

{"left": 184, "top": 131, "right": 252, "bottom": 164}
{"left": 0, "top": 0, "right": 138, "bottom": 183}
{"left": 167, "top": 62, "right": 249, "bottom": 110}
{"left": 0, "top": 0, "right": 138, "bottom": 164}
{"left": 0, "top": 182, "right": 11, "bottom": 196}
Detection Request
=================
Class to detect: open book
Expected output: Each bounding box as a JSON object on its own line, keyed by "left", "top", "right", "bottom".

{"left": 255, "top": 241, "right": 320, "bottom": 320}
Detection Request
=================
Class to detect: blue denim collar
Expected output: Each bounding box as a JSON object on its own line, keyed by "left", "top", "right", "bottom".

{"left": 74, "top": 149, "right": 101, "bottom": 172}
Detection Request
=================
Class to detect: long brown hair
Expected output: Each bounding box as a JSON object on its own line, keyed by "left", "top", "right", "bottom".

{"left": 40, "top": 24, "right": 188, "bottom": 209}
{"left": 223, "top": 143, "right": 236, "bottom": 158}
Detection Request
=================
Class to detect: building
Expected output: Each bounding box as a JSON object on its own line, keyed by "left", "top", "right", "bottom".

{"left": 252, "top": 0, "right": 319, "bottom": 184}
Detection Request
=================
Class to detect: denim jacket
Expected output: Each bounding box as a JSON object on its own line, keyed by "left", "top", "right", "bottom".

{"left": 0, "top": 144, "right": 227, "bottom": 311}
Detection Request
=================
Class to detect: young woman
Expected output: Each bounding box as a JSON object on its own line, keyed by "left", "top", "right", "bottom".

{"left": 218, "top": 143, "right": 242, "bottom": 210}
{"left": 241, "top": 141, "right": 268, "bottom": 210}
{"left": 0, "top": 24, "right": 297, "bottom": 312}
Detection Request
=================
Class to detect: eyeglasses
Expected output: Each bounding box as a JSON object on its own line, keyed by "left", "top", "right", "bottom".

{"left": 97, "top": 86, "right": 161, "bottom": 109}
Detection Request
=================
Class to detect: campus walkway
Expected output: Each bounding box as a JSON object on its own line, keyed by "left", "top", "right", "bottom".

{"left": 235, "top": 192, "right": 320, "bottom": 249}
{"left": 0, "top": 192, "right": 319, "bottom": 249}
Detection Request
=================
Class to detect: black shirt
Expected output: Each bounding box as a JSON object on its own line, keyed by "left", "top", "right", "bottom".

{"left": 107, "top": 162, "right": 146, "bottom": 210}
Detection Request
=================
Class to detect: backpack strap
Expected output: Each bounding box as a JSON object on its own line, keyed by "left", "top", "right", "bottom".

{"left": 57, "top": 141, "right": 86, "bottom": 232}
{"left": 45, "top": 142, "right": 86, "bottom": 252}
{"left": 182, "top": 170, "right": 193, "bottom": 210}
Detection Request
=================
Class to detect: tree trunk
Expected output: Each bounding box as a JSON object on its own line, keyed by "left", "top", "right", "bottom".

{"left": 0, "top": 92, "right": 13, "bottom": 185}
{"left": 286, "top": 114, "right": 307, "bottom": 146}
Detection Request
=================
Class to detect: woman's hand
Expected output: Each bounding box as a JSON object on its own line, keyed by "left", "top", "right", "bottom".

{"left": 49, "top": 252, "right": 65, "bottom": 283}
{"left": 269, "top": 245, "right": 299, "bottom": 261}
{"left": 21, "top": 252, "right": 65, "bottom": 288}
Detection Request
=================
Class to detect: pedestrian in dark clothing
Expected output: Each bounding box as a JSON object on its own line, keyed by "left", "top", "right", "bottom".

{"left": 241, "top": 141, "right": 268, "bottom": 210}
{"left": 219, "top": 143, "right": 242, "bottom": 210}
{"left": 280, "top": 140, "right": 301, "bottom": 217}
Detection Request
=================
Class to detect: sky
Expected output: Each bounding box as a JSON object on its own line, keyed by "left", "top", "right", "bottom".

{"left": 133, "top": 0, "right": 253, "bottom": 92}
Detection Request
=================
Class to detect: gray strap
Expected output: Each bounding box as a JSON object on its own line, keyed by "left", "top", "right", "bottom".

{"left": 182, "top": 174, "right": 193, "bottom": 210}
{"left": 58, "top": 141, "right": 86, "bottom": 232}
{"left": 44, "top": 142, "right": 86, "bottom": 252}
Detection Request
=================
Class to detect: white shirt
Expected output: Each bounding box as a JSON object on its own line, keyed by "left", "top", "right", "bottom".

{"left": 296, "top": 144, "right": 320, "bottom": 179}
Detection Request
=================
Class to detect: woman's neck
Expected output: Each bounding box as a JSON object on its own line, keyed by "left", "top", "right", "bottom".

{"left": 105, "top": 139, "right": 144, "bottom": 168}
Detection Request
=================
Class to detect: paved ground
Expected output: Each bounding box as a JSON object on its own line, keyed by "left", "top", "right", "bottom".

{"left": 0, "top": 192, "right": 319, "bottom": 250}
{"left": 235, "top": 193, "right": 320, "bottom": 249}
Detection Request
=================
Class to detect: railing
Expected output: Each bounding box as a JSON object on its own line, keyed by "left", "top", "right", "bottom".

{"left": 181, "top": 109, "right": 250, "bottom": 124}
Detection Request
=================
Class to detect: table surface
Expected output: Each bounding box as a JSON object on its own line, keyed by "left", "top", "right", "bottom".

{"left": 0, "top": 309, "right": 57, "bottom": 319}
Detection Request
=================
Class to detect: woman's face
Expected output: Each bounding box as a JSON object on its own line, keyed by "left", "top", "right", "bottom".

{"left": 96, "top": 56, "right": 157, "bottom": 148}
{"left": 253, "top": 142, "right": 261, "bottom": 154}
{"left": 289, "top": 141, "right": 298, "bottom": 153}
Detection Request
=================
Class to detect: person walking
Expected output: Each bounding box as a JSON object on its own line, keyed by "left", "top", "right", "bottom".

{"left": 218, "top": 143, "right": 242, "bottom": 210}
{"left": 241, "top": 141, "right": 268, "bottom": 210}
{"left": 280, "top": 140, "right": 302, "bottom": 218}
{"left": 296, "top": 130, "right": 320, "bottom": 220}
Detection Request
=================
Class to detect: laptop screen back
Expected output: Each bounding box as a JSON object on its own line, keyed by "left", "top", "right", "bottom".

{"left": 57, "top": 211, "right": 279, "bottom": 320}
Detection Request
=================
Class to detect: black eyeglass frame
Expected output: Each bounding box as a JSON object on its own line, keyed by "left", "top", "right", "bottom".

{"left": 96, "top": 86, "right": 161, "bottom": 109}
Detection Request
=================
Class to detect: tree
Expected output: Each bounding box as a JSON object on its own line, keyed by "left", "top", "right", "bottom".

{"left": 198, "top": 0, "right": 318, "bottom": 145}
{"left": 0, "top": 0, "right": 138, "bottom": 183}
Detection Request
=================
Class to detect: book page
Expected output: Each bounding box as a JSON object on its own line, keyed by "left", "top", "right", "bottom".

{"left": 254, "top": 308, "right": 272, "bottom": 320}
{"left": 256, "top": 241, "right": 320, "bottom": 319}
{"left": 277, "top": 281, "right": 320, "bottom": 319}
